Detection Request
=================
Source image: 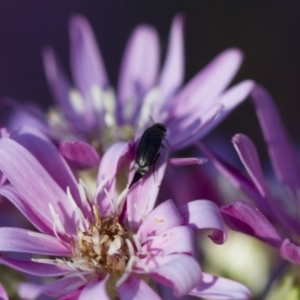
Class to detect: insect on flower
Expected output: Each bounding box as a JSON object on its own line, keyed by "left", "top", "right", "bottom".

{"left": 129, "top": 122, "right": 167, "bottom": 188}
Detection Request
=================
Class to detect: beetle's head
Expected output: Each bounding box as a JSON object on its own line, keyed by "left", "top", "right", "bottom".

{"left": 152, "top": 123, "right": 167, "bottom": 132}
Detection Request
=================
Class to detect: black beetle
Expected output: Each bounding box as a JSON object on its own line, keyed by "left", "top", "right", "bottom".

{"left": 129, "top": 123, "right": 167, "bottom": 188}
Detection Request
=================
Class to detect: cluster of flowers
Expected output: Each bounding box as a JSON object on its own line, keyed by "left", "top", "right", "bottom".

{"left": 0, "top": 14, "right": 299, "bottom": 300}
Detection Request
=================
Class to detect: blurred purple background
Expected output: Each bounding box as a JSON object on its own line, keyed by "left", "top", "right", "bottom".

{"left": 0, "top": 1, "right": 299, "bottom": 156}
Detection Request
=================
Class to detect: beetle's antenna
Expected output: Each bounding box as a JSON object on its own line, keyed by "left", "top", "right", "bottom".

{"left": 148, "top": 115, "right": 155, "bottom": 124}
{"left": 165, "top": 117, "right": 175, "bottom": 126}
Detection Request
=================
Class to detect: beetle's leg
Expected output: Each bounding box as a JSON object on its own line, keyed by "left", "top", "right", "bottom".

{"left": 152, "top": 152, "right": 160, "bottom": 183}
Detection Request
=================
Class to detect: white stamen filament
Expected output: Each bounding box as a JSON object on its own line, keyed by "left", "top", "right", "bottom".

{"left": 103, "top": 89, "right": 116, "bottom": 127}
{"left": 48, "top": 203, "right": 66, "bottom": 239}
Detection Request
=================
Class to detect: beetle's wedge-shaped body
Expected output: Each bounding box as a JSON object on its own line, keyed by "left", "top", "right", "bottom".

{"left": 129, "top": 123, "right": 167, "bottom": 188}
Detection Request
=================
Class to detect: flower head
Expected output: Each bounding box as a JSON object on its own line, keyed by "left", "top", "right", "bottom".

{"left": 201, "top": 85, "right": 300, "bottom": 265}
{"left": 2, "top": 15, "right": 254, "bottom": 169}
{"left": 0, "top": 127, "right": 250, "bottom": 299}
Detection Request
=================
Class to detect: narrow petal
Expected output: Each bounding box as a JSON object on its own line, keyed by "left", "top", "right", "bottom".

{"left": 232, "top": 134, "right": 269, "bottom": 197}
{"left": 168, "top": 157, "right": 207, "bottom": 166}
{"left": 195, "top": 80, "right": 254, "bottom": 140}
{"left": 189, "top": 273, "right": 251, "bottom": 300}
{"left": 141, "top": 226, "right": 194, "bottom": 256}
{"left": 144, "top": 254, "right": 202, "bottom": 297}
{"left": 280, "top": 238, "right": 300, "bottom": 265}
{"left": 0, "top": 284, "right": 8, "bottom": 300}
{"left": 118, "top": 25, "right": 159, "bottom": 121}
{"left": 0, "top": 256, "right": 69, "bottom": 276}
{"left": 79, "top": 276, "right": 110, "bottom": 300}
{"left": 11, "top": 126, "right": 82, "bottom": 208}
{"left": 137, "top": 199, "right": 184, "bottom": 240}
{"left": 159, "top": 14, "right": 185, "bottom": 104}
{"left": 118, "top": 275, "right": 161, "bottom": 300}
{"left": 0, "top": 184, "right": 52, "bottom": 234}
{"left": 127, "top": 144, "right": 169, "bottom": 230}
{"left": 42, "top": 47, "right": 82, "bottom": 127}
{"left": 0, "top": 138, "right": 77, "bottom": 235}
{"left": 179, "top": 200, "right": 227, "bottom": 244}
{"left": 96, "top": 142, "right": 131, "bottom": 215}
{"left": 252, "top": 85, "right": 300, "bottom": 193}
{"left": 18, "top": 282, "right": 48, "bottom": 300}
{"left": 59, "top": 140, "right": 100, "bottom": 169}
{"left": 70, "top": 15, "right": 108, "bottom": 96}
{"left": 172, "top": 48, "right": 244, "bottom": 115}
{"left": 0, "top": 227, "right": 71, "bottom": 256}
{"left": 221, "top": 201, "right": 282, "bottom": 248}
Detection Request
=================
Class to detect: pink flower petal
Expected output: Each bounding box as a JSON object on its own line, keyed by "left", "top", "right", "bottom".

{"left": 141, "top": 226, "right": 195, "bottom": 256}
{"left": 280, "top": 238, "right": 300, "bottom": 265}
{"left": 11, "top": 126, "right": 82, "bottom": 208}
{"left": 0, "top": 227, "right": 71, "bottom": 256}
{"left": 221, "top": 201, "right": 282, "bottom": 248}
{"left": 127, "top": 144, "right": 169, "bottom": 230}
{"left": 117, "top": 25, "right": 159, "bottom": 121}
{"left": 42, "top": 47, "right": 82, "bottom": 127}
{"left": 78, "top": 276, "right": 110, "bottom": 300}
{"left": 159, "top": 14, "right": 185, "bottom": 105}
{"left": 137, "top": 199, "right": 183, "bottom": 240}
{"left": 59, "top": 140, "right": 100, "bottom": 169}
{"left": 232, "top": 134, "right": 268, "bottom": 197}
{"left": 18, "top": 282, "right": 47, "bottom": 300}
{"left": 145, "top": 254, "right": 202, "bottom": 297}
{"left": 69, "top": 15, "right": 108, "bottom": 96}
{"left": 168, "top": 157, "right": 207, "bottom": 166}
{"left": 252, "top": 85, "right": 300, "bottom": 194}
{"left": 0, "top": 138, "right": 78, "bottom": 236}
{"left": 96, "top": 142, "right": 132, "bottom": 215}
{"left": 172, "top": 48, "right": 244, "bottom": 116}
{"left": 196, "top": 80, "right": 254, "bottom": 140}
{"left": 0, "top": 184, "right": 52, "bottom": 234}
{"left": 0, "top": 256, "right": 69, "bottom": 276}
{"left": 118, "top": 275, "right": 161, "bottom": 300}
{"left": 179, "top": 200, "right": 227, "bottom": 244}
{"left": 189, "top": 272, "right": 251, "bottom": 300}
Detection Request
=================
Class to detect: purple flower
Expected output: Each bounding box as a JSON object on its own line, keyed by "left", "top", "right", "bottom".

{"left": 3, "top": 14, "right": 254, "bottom": 167}
{"left": 0, "top": 128, "right": 250, "bottom": 299}
{"left": 200, "top": 85, "right": 300, "bottom": 265}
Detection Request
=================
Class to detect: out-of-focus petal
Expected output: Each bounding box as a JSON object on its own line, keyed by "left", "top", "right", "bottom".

{"left": 0, "top": 138, "right": 78, "bottom": 236}
{"left": 118, "top": 275, "right": 161, "bottom": 300}
{"left": 0, "top": 228, "right": 71, "bottom": 256}
{"left": 168, "top": 157, "right": 207, "bottom": 166}
{"left": 137, "top": 199, "right": 183, "bottom": 239}
{"left": 118, "top": 25, "right": 159, "bottom": 121}
{"left": 179, "top": 200, "right": 227, "bottom": 244}
{"left": 172, "top": 48, "right": 244, "bottom": 116}
{"left": 69, "top": 15, "right": 108, "bottom": 97}
{"left": 78, "top": 276, "right": 110, "bottom": 300}
{"left": 141, "top": 226, "right": 194, "bottom": 256}
{"left": 0, "top": 284, "right": 8, "bottom": 300}
{"left": 18, "top": 282, "right": 47, "bottom": 300}
{"left": 127, "top": 144, "right": 169, "bottom": 230}
{"left": 43, "top": 47, "right": 82, "bottom": 128}
{"left": 221, "top": 201, "right": 282, "bottom": 248}
{"left": 144, "top": 254, "right": 201, "bottom": 298}
{"left": 252, "top": 85, "right": 300, "bottom": 194}
{"left": 0, "top": 256, "right": 69, "bottom": 276}
{"left": 159, "top": 14, "right": 185, "bottom": 105}
{"left": 189, "top": 272, "right": 251, "bottom": 300}
{"left": 59, "top": 140, "right": 100, "bottom": 170}
{"left": 195, "top": 80, "right": 254, "bottom": 140}
{"left": 280, "top": 238, "right": 300, "bottom": 265}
